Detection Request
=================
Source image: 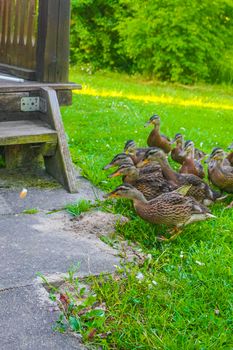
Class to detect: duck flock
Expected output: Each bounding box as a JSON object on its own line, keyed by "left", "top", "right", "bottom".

{"left": 102, "top": 114, "right": 233, "bottom": 241}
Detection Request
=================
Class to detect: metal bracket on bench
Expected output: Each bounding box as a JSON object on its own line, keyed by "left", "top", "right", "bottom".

{"left": 21, "top": 97, "right": 47, "bottom": 113}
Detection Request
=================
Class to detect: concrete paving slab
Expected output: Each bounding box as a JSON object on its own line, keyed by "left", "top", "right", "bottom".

{"left": 0, "top": 284, "right": 84, "bottom": 350}
{"left": 0, "top": 176, "right": 103, "bottom": 215}
{"left": 0, "top": 212, "right": 119, "bottom": 289}
{"left": 0, "top": 177, "right": 120, "bottom": 349}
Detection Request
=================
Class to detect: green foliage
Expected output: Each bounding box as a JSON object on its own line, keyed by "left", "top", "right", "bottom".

{"left": 117, "top": 0, "right": 233, "bottom": 84}
{"left": 70, "top": 0, "right": 129, "bottom": 70}
{"left": 22, "top": 208, "right": 39, "bottom": 215}
{"left": 39, "top": 265, "right": 107, "bottom": 341}
{"left": 70, "top": 0, "right": 233, "bottom": 84}
{"left": 66, "top": 199, "right": 92, "bottom": 216}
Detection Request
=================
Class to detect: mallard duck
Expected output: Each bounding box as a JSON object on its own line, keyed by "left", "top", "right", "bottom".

{"left": 105, "top": 183, "right": 215, "bottom": 240}
{"left": 144, "top": 115, "right": 171, "bottom": 153}
{"left": 206, "top": 147, "right": 233, "bottom": 169}
{"left": 123, "top": 140, "right": 163, "bottom": 175}
{"left": 103, "top": 150, "right": 162, "bottom": 178}
{"left": 124, "top": 140, "right": 153, "bottom": 164}
{"left": 103, "top": 153, "right": 134, "bottom": 170}
{"left": 226, "top": 142, "right": 233, "bottom": 166}
{"left": 171, "top": 133, "right": 205, "bottom": 162}
{"left": 194, "top": 147, "right": 206, "bottom": 161}
{"left": 179, "top": 140, "right": 205, "bottom": 179}
{"left": 207, "top": 148, "right": 233, "bottom": 193}
{"left": 140, "top": 148, "right": 223, "bottom": 205}
{"left": 108, "top": 163, "right": 174, "bottom": 200}
{"left": 171, "top": 133, "right": 186, "bottom": 164}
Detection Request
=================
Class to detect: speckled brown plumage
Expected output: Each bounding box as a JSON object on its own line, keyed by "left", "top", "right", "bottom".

{"left": 171, "top": 133, "right": 186, "bottom": 164}
{"left": 142, "top": 148, "right": 221, "bottom": 204}
{"left": 105, "top": 184, "right": 214, "bottom": 229}
{"left": 103, "top": 152, "right": 163, "bottom": 179}
{"left": 179, "top": 141, "right": 205, "bottom": 179}
{"left": 226, "top": 143, "right": 233, "bottom": 166}
{"left": 208, "top": 158, "right": 233, "bottom": 193}
{"left": 123, "top": 140, "right": 158, "bottom": 165}
{"left": 103, "top": 153, "right": 134, "bottom": 170}
{"left": 108, "top": 163, "right": 173, "bottom": 200}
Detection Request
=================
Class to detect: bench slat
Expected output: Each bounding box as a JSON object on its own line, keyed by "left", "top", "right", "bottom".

{"left": 0, "top": 120, "right": 57, "bottom": 145}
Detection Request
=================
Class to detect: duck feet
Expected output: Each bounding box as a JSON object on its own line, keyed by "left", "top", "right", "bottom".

{"left": 227, "top": 201, "right": 233, "bottom": 209}
{"left": 157, "top": 228, "right": 182, "bottom": 242}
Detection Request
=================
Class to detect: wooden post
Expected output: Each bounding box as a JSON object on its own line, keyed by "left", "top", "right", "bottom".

{"left": 36, "top": 0, "right": 71, "bottom": 82}
{"left": 40, "top": 87, "right": 78, "bottom": 193}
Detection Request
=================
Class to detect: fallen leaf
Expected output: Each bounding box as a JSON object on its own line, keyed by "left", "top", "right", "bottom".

{"left": 19, "top": 188, "right": 28, "bottom": 199}
{"left": 87, "top": 328, "right": 97, "bottom": 340}
{"left": 60, "top": 293, "right": 69, "bottom": 305}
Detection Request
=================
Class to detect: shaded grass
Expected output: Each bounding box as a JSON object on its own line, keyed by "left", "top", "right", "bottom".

{"left": 61, "top": 69, "right": 233, "bottom": 349}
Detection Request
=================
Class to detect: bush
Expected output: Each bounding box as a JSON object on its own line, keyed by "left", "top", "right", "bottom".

{"left": 70, "top": 0, "right": 131, "bottom": 71}
{"left": 70, "top": 0, "right": 233, "bottom": 84}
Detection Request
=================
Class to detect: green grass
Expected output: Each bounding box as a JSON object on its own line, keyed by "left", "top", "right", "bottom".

{"left": 60, "top": 68, "right": 233, "bottom": 349}
{"left": 22, "top": 208, "right": 39, "bottom": 215}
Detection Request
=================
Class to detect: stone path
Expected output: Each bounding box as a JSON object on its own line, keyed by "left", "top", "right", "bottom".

{"left": 0, "top": 176, "right": 119, "bottom": 349}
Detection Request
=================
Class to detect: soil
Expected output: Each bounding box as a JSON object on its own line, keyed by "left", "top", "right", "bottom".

{"left": 71, "top": 210, "right": 129, "bottom": 237}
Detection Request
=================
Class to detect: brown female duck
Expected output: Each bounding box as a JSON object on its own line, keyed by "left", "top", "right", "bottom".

{"left": 123, "top": 140, "right": 163, "bottom": 175}
{"left": 226, "top": 142, "right": 233, "bottom": 166}
{"left": 144, "top": 115, "right": 171, "bottom": 153}
{"left": 103, "top": 153, "right": 134, "bottom": 170}
{"left": 108, "top": 163, "right": 174, "bottom": 200}
{"left": 179, "top": 140, "right": 205, "bottom": 179}
{"left": 123, "top": 140, "right": 151, "bottom": 165}
{"left": 105, "top": 184, "right": 215, "bottom": 240}
{"left": 171, "top": 133, "right": 186, "bottom": 164}
{"left": 140, "top": 148, "right": 223, "bottom": 205}
{"left": 207, "top": 148, "right": 233, "bottom": 193}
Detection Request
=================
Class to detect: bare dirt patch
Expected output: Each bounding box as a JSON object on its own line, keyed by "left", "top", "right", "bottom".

{"left": 71, "top": 210, "right": 129, "bottom": 237}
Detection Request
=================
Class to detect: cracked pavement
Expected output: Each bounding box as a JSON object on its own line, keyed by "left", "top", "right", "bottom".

{"left": 0, "top": 178, "right": 119, "bottom": 349}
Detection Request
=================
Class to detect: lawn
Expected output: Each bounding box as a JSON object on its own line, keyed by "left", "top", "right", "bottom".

{"left": 60, "top": 68, "right": 233, "bottom": 349}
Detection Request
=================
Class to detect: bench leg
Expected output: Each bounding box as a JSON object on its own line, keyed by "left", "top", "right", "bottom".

{"left": 40, "top": 87, "right": 78, "bottom": 193}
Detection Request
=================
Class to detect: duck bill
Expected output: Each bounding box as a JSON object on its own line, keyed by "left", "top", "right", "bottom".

{"left": 170, "top": 138, "right": 178, "bottom": 144}
{"left": 103, "top": 191, "right": 119, "bottom": 199}
{"left": 144, "top": 121, "right": 151, "bottom": 128}
{"left": 108, "top": 170, "right": 121, "bottom": 178}
{"left": 137, "top": 159, "right": 149, "bottom": 168}
{"left": 102, "top": 163, "right": 112, "bottom": 170}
